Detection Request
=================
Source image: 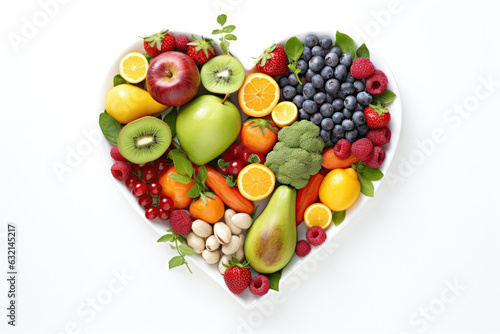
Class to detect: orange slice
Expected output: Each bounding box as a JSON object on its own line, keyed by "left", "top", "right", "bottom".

{"left": 119, "top": 52, "right": 149, "bottom": 83}
{"left": 272, "top": 101, "right": 298, "bottom": 127}
{"left": 304, "top": 203, "right": 332, "bottom": 229}
{"left": 238, "top": 73, "right": 280, "bottom": 117}
{"left": 237, "top": 164, "right": 276, "bottom": 201}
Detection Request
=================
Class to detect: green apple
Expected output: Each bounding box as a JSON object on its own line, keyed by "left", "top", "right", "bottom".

{"left": 176, "top": 95, "right": 241, "bottom": 165}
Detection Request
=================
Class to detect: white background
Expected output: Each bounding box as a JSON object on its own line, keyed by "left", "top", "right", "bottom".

{"left": 1, "top": 0, "right": 500, "bottom": 333}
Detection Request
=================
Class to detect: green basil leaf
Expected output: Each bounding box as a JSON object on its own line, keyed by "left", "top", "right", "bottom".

{"left": 285, "top": 37, "right": 304, "bottom": 63}
{"left": 157, "top": 234, "right": 174, "bottom": 243}
{"left": 170, "top": 244, "right": 176, "bottom": 250}
{"left": 334, "top": 31, "right": 356, "bottom": 58}
{"left": 168, "top": 173, "right": 193, "bottom": 184}
{"left": 220, "top": 41, "right": 229, "bottom": 55}
{"left": 359, "top": 165, "right": 384, "bottom": 181}
{"left": 266, "top": 271, "right": 282, "bottom": 292}
{"left": 163, "top": 108, "right": 178, "bottom": 138}
{"left": 113, "top": 74, "right": 127, "bottom": 86}
{"left": 169, "top": 150, "right": 193, "bottom": 177}
{"left": 356, "top": 43, "right": 370, "bottom": 59}
{"left": 358, "top": 174, "right": 374, "bottom": 197}
{"left": 225, "top": 33, "right": 237, "bottom": 41}
{"left": 212, "top": 29, "right": 223, "bottom": 35}
{"left": 333, "top": 210, "right": 346, "bottom": 226}
{"left": 372, "top": 90, "right": 397, "bottom": 106}
{"left": 197, "top": 165, "right": 208, "bottom": 183}
{"left": 168, "top": 256, "right": 185, "bottom": 269}
{"left": 178, "top": 245, "right": 198, "bottom": 257}
{"left": 99, "top": 111, "right": 121, "bottom": 146}
{"left": 222, "top": 25, "right": 235, "bottom": 33}
{"left": 217, "top": 14, "right": 227, "bottom": 26}
{"left": 186, "top": 184, "right": 201, "bottom": 198}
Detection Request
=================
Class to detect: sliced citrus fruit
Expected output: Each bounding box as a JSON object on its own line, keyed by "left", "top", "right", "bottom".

{"left": 304, "top": 203, "right": 333, "bottom": 229}
{"left": 237, "top": 163, "right": 276, "bottom": 201}
{"left": 238, "top": 73, "right": 280, "bottom": 117}
{"left": 119, "top": 52, "right": 149, "bottom": 83}
{"left": 272, "top": 101, "right": 298, "bottom": 127}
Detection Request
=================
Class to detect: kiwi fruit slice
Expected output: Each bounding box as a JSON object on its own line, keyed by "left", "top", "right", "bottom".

{"left": 200, "top": 55, "right": 245, "bottom": 94}
{"left": 118, "top": 116, "right": 171, "bottom": 164}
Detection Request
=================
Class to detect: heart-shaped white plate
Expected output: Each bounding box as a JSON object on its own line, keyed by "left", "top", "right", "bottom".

{"left": 99, "top": 31, "right": 402, "bottom": 309}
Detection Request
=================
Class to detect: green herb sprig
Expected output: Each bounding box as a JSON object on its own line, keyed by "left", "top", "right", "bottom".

{"left": 157, "top": 229, "right": 198, "bottom": 273}
{"left": 284, "top": 37, "right": 304, "bottom": 85}
{"left": 352, "top": 161, "right": 384, "bottom": 197}
{"left": 212, "top": 14, "right": 237, "bottom": 55}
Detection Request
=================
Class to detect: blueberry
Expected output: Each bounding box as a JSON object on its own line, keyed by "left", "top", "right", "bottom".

{"left": 305, "top": 34, "right": 319, "bottom": 48}
{"left": 332, "top": 124, "right": 345, "bottom": 137}
{"left": 342, "top": 108, "right": 352, "bottom": 119}
{"left": 336, "top": 92, "right": 346, "bottom": 100}
{"left": 303, "top": 100, "right": 318, "bottom": 114}
{"left": 313, "top": 92, "right": 326, "bottom": 104}
{"left": 311, "top": 74, "right": 324, "bottom": 89}
{"left": 305, "top": 69, "right": 316, "bottom": 80}
{"left": 331, "top": 136, "right": 340, "bottom": 145}
{"left": 309, "top": 56, "right": 324, "bottom": 73}
{"left": 324, "top": 52, "right": 339, "bottom": 67}
{"left": 292, "top": 95, "right": 305, "bottom": 108}
{"left": 303, "top": 83, "right": 316, "bottom": 99}
{"left": 320, "top": 103, "right": 334, "bottom": 117}
{"left": 332, "top": 111, "right": 344, "bottom": 124}
{"left": 319, "top": 36, "right": 333, "bottom": 50}
{"left": 342, "top": 119, "right": 355, "bottom": 131}
{"left": 312, "top": 46, "right": 325, "bottom": 57}
{"left": 301, "top": 46, "right": 312, "bottom": 62}
{"left": 278, "top": 76, "right": 288, "bottom": 88}
{"left": 325, "top": 93, "right": 334, "bottom": 104}
{"left": 287, "top": 73, "right": 298, "bottom": 86}
{"left": 355, "top": 103, "right": 364, "bottom": 111}
{"left": 352, "top": 111, "right": 366, "bottom": 125}
{"left": 332, "top": 98, "right": 344, "bottom": 111}
{"left": 344, "top": 95, "right": 357, "bottom": 110}
{"left": 334, "top": 64, "right": 348, "bottom": 81}
{"left": 331, "top": 46, "right": 342, "bottom": 57}
{"left": 357, "top": 123, "right": 370, "bottom": 137}
{"left": 310, "top": 112, "right": 323, "bottom": 125}
{"left": 345, "top": 129, "right": 359, "bottom": 143}
{"left": 282, "top": 85, "right": 297, "bottom": 100}
{"left": 353, "top": 80, "right": 365, "bottom": 92}
{"left": 299, "top": 108, "right": 310, "bottom": 120}
{"left": 357, "top": 91, "right": 373, "bottom": 105}
{"left": 340, "top": 82, "right": 355, "bottom": 95}
{"left": 320, "top": 129, "right": 331, "bottom": 143}
{"left": 325, "top": 78, "right": 340, "bottom": 95}
{"left": 340, "top": 54, "right": 353, "bottom": 67}
{"left": 345, "top": 72, "right": 355, "bottom": 83}
{"left": 296, "top": 59, "right": 308, "bottom": 75}
{"left": 320, "top": 66, "right": 334, "bottom": 80}
{"left": 321, "top": 118, "right": 334, "bottom": 131}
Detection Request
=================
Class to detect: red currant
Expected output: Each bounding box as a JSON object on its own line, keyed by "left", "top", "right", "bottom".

{"left": 133, "top": 182, "right": 147, "bottom": 197}
{"left": 142, "top": 166, "right": 158, "bottom": 183}
{"left": 159, "top": 196, "right": 174, "bottom": 211}
{"left": 138, "top": 194, "right": 153, "bottom": 208}
{"left": 148, "top": 182, "right": 162, "bottom": 196}
{"left": 158, "top": 208, "right": 171, "bottom": 220}
{"left": 228, "top": 159, "right": 245, "bottom": 177}
{"left": 154, "top": 158, "right": 168, "bottom": 172}
{"left": 145, "top": 206, "right": 158, "bottom": 220}
{"left": 125, "top": 175, "right": 141, "bottom": 190}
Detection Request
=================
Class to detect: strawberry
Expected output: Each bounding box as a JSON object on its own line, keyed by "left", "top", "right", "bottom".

{"left": 187, "top": 36, "right": 216, "bottom": 65}
{"left": 141, "top": 29, "right": 175, "bottom": 58}
{"left": 223, "top": 258, "right": 251, "bottom": 294}
{"left": 255, "top": 44, "right": 289, "bottom": 77}
{"left": 364, "top": 103, "right": 391, "bottom": 129}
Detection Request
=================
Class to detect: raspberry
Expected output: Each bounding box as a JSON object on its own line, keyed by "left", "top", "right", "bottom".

{"left": 364, "top": 146, "right": 386, "bottom": 168}
{"left": 110, "top": 145, "right": 127, "bottom": 162}
{"left": 366, "top": 127, "right": 391, "bottom": 146}
{"left": 110, "top": 161, "right": 131, "bottom": 181}
{"left": 306, "top": 226, "right": 326, "bottom": 246}
{"left": 366, "top": 70, "right": 388, "bottom": 95}
{"left": 169, "top": 210, "right": 192, "bottom": 235}
{"left": 351, "top": 138, "right": 374, "bottom": 160}
{"left": 175, "top": 35, "right": 189, "bottom": 51}
{"left": 350, "top": 57, "right": 375, "bottom": 79}
{"left": 249, "top": 275, "right": 270, "bottom": 296}
{"left": 333, "top": 139, "right": 351, "bottom": 160}
{"left": 295, "top": 240, "right": 311, "bottom": 257}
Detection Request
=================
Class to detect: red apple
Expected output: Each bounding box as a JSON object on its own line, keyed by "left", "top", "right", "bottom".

{"left": 146, "top": 51, "right": 200, "bottom": 106}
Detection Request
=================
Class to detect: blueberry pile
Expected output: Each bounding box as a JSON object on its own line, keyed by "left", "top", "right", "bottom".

{"left": 278, "top": 34, "right": 374, "bottom": 144}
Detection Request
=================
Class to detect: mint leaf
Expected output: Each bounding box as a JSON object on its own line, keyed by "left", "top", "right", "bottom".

{"left": 373, "top": 90, "right": 397, "bottom": 106}
{"left": 197, "top": 165, "right": 208, "bottom": 184}
{"left": 217, "top": 14, "right": 227, "bottom": 26}
{"left": 168, "top": 174, "right": 193, "bottom": 184}
{"left": 178, "top": 245, "right": 198, "bottom": 257}
{"left": 356, "top": 43, "right": 370, "bottom": 59}
{"left": 212, "top": 29, "right": 223, "bottom": 35}
{"left": 284, "top": 37, "right": 304, "bottom": 61}
{"left": 99, "top": 111, "right": 121, "bottom": 146}
{"left": 220, "top": 41, "right": 229, "bottom": 55}
{"left": 225, "top": 34, "right": 237, "bottom": 41}
{"left": 168, "top": 256, "right": 185, "bottom": 269}
{"left": 186, "top": 183, "right": 201, "bottom": 198}
{"left": 333, "top": 210, "right": 346, "bottom": 226}
{"left": 334, "top": 31, "right": 356, "bottom": 58}
{"left": 359, "top": 166, "right": 384, "bottom": 181}
{"left": 358, "top": 173, "right": 374, "bottom": 197}
{"left": 113, "top": 74, "right": 127, "bottom": 86}
{"left": 157, "top": 234, "right": 174, "bottom": 243}
{"left": 266, "top": 271, "right": 282, "bottom": 292}
{"left": 222, "top": 25, "right": 235, "bottom": 33}
{"left": 169, "top": 150, "right": 193, "bottom": 177}
{"left": 163, "top": 108, "right": 178, "bottom": 138}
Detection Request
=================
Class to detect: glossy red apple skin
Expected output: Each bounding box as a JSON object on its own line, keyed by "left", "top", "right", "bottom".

{"left": 146, "top": 51, "right": 200, "bottom": 106}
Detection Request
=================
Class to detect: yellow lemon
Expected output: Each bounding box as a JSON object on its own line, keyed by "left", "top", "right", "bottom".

{"left": 319, "top": 168, "right": 360, "bottom": 211}
{"left": 119, "top": 52, "right": 148, "bottom": 83}
{"left": 272, "top": 101, "right": 298, "bottom": 127}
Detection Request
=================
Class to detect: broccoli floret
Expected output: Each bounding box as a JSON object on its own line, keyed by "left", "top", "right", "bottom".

{"left": 265, "top": 121, "right": 324, "bottom": 190}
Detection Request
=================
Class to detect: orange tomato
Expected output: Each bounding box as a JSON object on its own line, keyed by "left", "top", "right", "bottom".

{"left": 240, "top": 118, "right": 278, "bottom": 154}
{"left": 189, "top": 195, "right": 225, "bottom": 224}
{"left": 158, "top": 165, "right": 195, "bottom": 209}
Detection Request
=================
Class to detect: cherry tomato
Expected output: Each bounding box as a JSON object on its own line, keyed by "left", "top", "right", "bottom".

{"left": 228, "top": 159, "right": 245, "bottom": 177}
{"left": 255, "top": 153, "right": 266, "bottom": 164}
{"left": 217, "top": 159, "right": 229, "bottom": 175}
{"left": 241, "top": 148, "right": 255, "bottom": 165}
{"left": 222, "top": 143, "right": 244, "bottom": 161}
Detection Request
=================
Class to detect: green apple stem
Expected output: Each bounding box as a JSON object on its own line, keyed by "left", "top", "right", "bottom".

{"left": 221, "top": 93, "right": 230, "bottom": 105}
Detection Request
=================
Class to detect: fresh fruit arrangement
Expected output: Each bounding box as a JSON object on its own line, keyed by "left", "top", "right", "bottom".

{"left": 99, "top": 16, "right": 398, "bottom": 299}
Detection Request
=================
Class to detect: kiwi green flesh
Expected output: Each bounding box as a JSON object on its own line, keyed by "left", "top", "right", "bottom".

{"left": 118, "top": 117, "right": 171, "bottom": 164}
{"left": 200, "top": 55, "right": 245, "bottom": 94}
